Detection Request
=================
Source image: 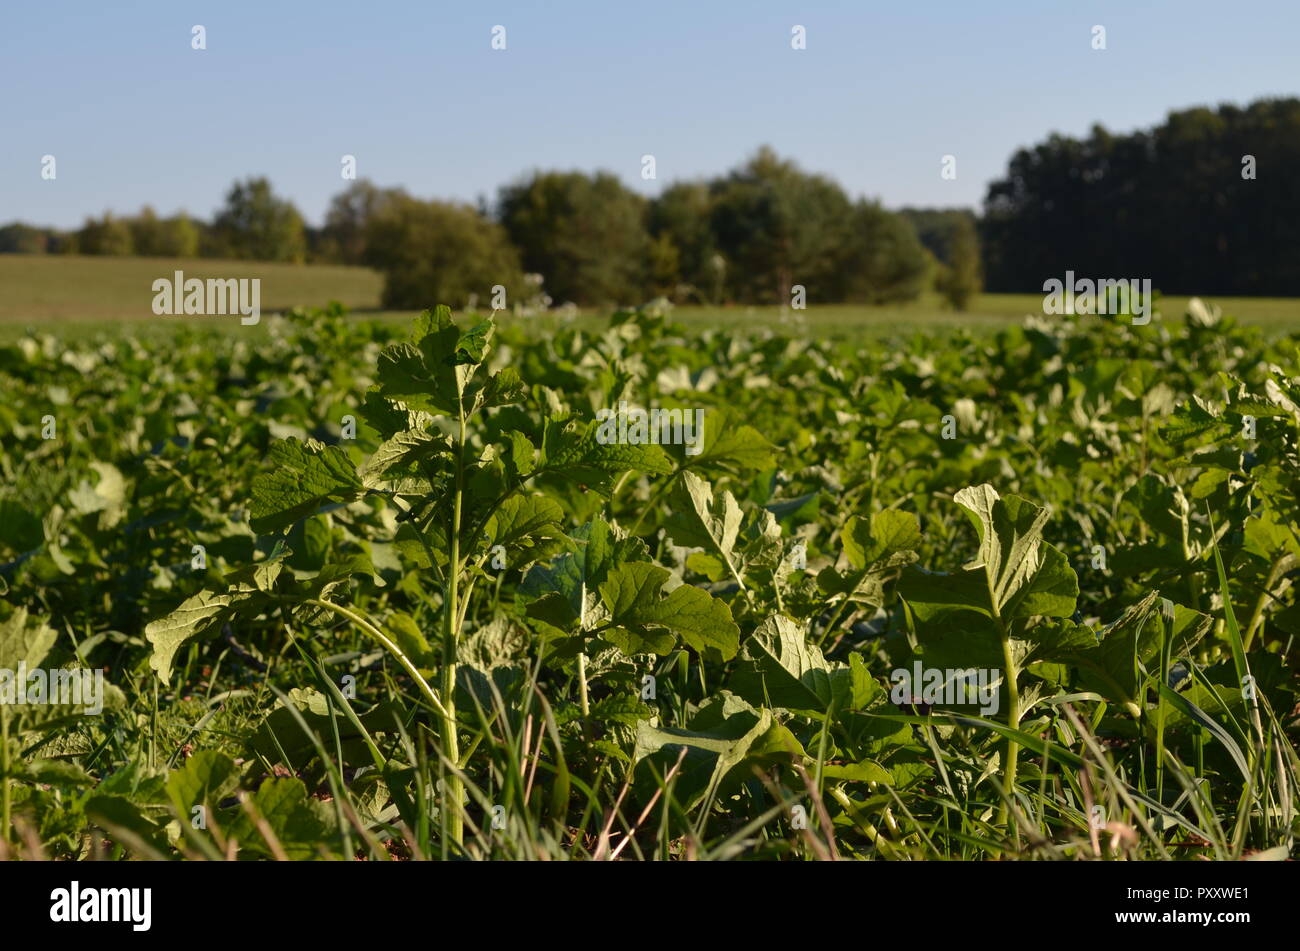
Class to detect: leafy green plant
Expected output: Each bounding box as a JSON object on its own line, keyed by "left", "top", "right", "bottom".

{"left": 1, "top": 300, "right": 1295, "bottom": 861}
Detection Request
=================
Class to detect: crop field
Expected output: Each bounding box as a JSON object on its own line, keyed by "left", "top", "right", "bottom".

{"left": 0, "top": 255, "right": 385, "bottom": 325}
{"left": 5, "top": 255, "right": 1300, "bottom": 342}
{"left": 0, "top": 299, "right": 1296, "bottom": 862}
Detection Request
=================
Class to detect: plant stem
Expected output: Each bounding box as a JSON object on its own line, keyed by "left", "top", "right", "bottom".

{"left": 1, "top": 704, "right": 11, "bottom": 846}
{"left": 441, "top": 404, "right": 467, "bottom": 848}
{"left": 1243, "top": 556, "right": 1284, "bottom": 651}
{"left": 305, "top": 599, "right": 450, "bottom": 720}
{"left": 577, "top": 576, "right": 590, "bottom": 719}
{"left": 577, "top": 652, "right": 591, "bottom": 718}
{"left": 997, "top": 618, "right": 1022, "bottom": 836}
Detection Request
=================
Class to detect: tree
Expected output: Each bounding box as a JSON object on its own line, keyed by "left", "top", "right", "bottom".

{"left": 128, "top": 206, "right": 166, "bottom": 256}
{"left": 647, "top": 182, "right": 718, "bottom": 302}
{"left": 76, "top": 213, "right": 134, "bottom": 255}
{"left": 129, "top": 207, "right": 200, "bottom": 258}
{"left": 211, "top": 177, "right": 307, "bottom": 262}
{"left": 837, "top": 201, "right": 930, "bottom": 304}
{"left": 900, "top": 209, "right": 983, "bottom": 309}
{"left": 0, "top": 223, "right": 51, "bottom": 253}
{"left": 320, "top": 180, "right": 406, "bottom": 264}
{"left": 363, "top": 196, "right": 525, "bottom": 310}
{"left": 497, "top": 171, "right": 650, "bottom": 306}
{"left": 981, "top": 97, "right": 1300, "bottom": 295}
{"left": 708, "top": 147, "right": 856, "bottom": 304}
{"left": 935, "top": 215, "right": 982, "bottom": 310}
{"left": 162, "top": 213, "right": 201, "bottom": 258}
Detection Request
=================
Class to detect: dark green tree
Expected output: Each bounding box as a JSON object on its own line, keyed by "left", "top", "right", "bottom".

{"left": 647, "top": 182, "right": 718, "bottom": 302}
{"left": 211, "top": 177, "right": 307, "bottom": 263}
{"left": 319, "top": 180, "right": 407, "bottom": 265}
{"left": 837, "top": 201, "right": 930, "bottom": 304}
{"left": 76, "top": 213, "right": 134, "bottom": 255}
{"left": 497, "top": 171, "right": 650, "bottom": 306}
{"left": 364, "top": 196, "right": 525, "bottom": 310}
{"left": 981, "top": 98, "right": 1300, "bottom": 294}
{"left": 708, "top": 147, "right": 855, "bottom": 304}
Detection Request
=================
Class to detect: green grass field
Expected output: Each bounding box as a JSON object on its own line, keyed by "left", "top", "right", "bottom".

{"left": 3, "top": 254, "right": 1299, "bottom": 338}
{"left": 0, "top": 254, "right": 383, "bottom": 323}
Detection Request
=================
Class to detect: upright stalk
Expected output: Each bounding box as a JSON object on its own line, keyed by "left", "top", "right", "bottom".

{"left": 577, "top": 582, "right": 590, "bottom": 718}
{"left": 996, "top": 615, "right": 1022, "bottom": 835}
{"left": 577, "top": 653, "right": 591, "bottom": 718}
{"left": 441, "top": 404, "right": 467, "bottom": 848}
{"left": 1, "top": 705, "right": 11, "bottom": 846}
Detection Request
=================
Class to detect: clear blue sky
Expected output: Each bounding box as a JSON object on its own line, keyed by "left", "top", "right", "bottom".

{"left": 3, "top": 0, "right": 1298, "bottom": 228}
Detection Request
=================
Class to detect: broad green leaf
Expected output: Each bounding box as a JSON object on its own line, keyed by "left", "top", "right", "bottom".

{"left": 386, "top": 612, "right": 436, "bottom": 668}
{"left": 953, "top": 484, "right": 1077, "bottom": 619}
{"left": 166, "top": 750, "right": 239, "bottom": 816}
{"left": 485, "top": 494, "right": 564, "bottom": 559}
{"left": 506, "top": 430, "right": 537, "bottom": 477}
{"left": 520, "top": 517, "right": 648, "bottom": 636}
{"left": 250, "top": 438, "right": 363, "bottom": 533}
{"left": 599, "top": 562, "right": 739, "bottom": 661}
{"left": 544, "top": 416, "right": 674, "bottom": 483}
{"left": 146, "top": 590, "right": 245, "bottom": 684}
{"left": 0, "top": 605, "right": 57, "bottom": 670}
{"left": 632, "top": 694, "right": 798, "bottom": 810}
{"left": 476, "top": 367, "right": 526, "bottom": 410}
{"left": 679, "top": 408, "right": 776, "bottom": 476}
{"left": 6, "top": 757, "right": 94, "bottom": 785}
{"left": 224, "top": 777, "right": 339, "bottom": 860}
{"left": 146, "top": 551, "right": 287, "bottom": 683}
{"left": 359, "top": 429, "right": 449, "bottom": 490}
{"left": 820, "top": 510, "right": 921, "bottom": 604}
{"left": 374, "top": 307, "right": 476, "bottom": 416}
{"left": 665, "top": 471, "right": 746, "bottom": 585}
{"left": 728, "top": 614, "right": 836, "bottom": 713}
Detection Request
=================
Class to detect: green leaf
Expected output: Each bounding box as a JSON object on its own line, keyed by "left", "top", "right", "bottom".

{"left": 166, "top": 750, "right": 239, "bottom": 816}
{"left": 224, "top": 777, "right": 339, "bottom": 860}
{"left": 145, "top": 550, "right": 288, "bottom": 684}
{"left": 665, "top": 471, "right": 746, "bottom": 585}
{"left": 84, "top": 795, "right": 169, "bottom": 854}
{"left": 632, "top": 694, "right": 796, "bottom": 810}
{"left": 477, "top": 367, "right": 526, "bottom": 410}
{"left": 819, "top": 510, "right": 921, "bottom": 604}
{"left": 680, "top": 408, "right": 776, "bottom": 476}
{"left": 250, "top": 438, "right": 363, "bottom": 533}
{"left": 485, "top": 494, "right": 564, "bottom": 559}
{"left": 359, "top": 429, "right": 449, "bottom": 490}
{"left": 0, "top": 605, "right": 57, "bottom": 670}
{"left": 952, "top": 484, "right": 1077, "bottom": 619}
{"left": 728, "top": 614, "right": 838, "bottom": 713}
{"left": 386, "top": 612, "right": 436, "bottom": 668}
{"left": 599, "top": 562, "right": 739, "bottom": 661}
{"left": 375, "top": 311, "right": 469, "bottom": 416}
{"left": 1052, "top": 592, "right": 1213, "bottom": 707}
{"left": 541, "top": 416, "right": 673, "bottom": 496}
{"left": 145, "top": 590, "right": 243, "bottom": 685}
{"left": 0, "top": 500, "right": 43, "bottom": 554}
{"left": 520, "top": 517, "right": 648, "bottom": 636}
{"left": 506, "top": 430, "right": 537, "bottom": 477}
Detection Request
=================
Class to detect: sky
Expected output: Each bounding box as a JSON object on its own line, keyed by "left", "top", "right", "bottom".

{"left": 3, "top": 0, "right": 1299, "bottom": 229}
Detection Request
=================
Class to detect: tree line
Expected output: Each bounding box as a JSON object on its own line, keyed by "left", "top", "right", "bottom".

{"left": 981, "top": 97, "right": 1300, "bottom": 295}
{"left": 10, "top": 96, "right": 1296, "bottom": 308}
{"left": 1, "top": 147, "right": 980, "bottom": 310}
